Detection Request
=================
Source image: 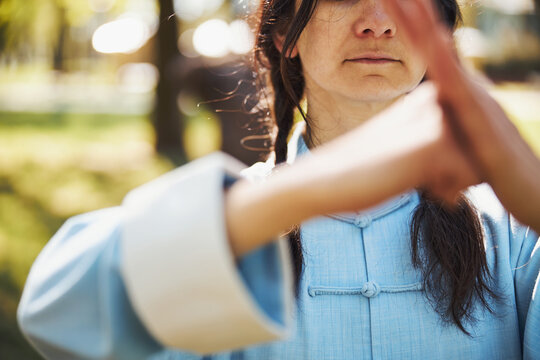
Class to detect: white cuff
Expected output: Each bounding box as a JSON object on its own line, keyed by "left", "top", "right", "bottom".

{"left": 120, "top": 152, "right": 294, "bottom": 354}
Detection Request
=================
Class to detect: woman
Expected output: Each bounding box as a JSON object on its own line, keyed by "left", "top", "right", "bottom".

{"left": 17, "top": 0, "right": 540, "bottom": 359}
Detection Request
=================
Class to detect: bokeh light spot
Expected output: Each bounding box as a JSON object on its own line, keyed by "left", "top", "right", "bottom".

{"left": 192, "top": 19, "right": 230, "bottom": 58}
{"left": 229, "top": 20, "right": 254, "bottom": 55}
{"left": 92, "top": 17, "right": 150, "bottom": 54}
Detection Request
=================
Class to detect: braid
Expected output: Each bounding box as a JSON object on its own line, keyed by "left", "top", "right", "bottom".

{"left": 253, "top": 0, "right": 313, "bottom": 297}
{"left": 269, "top": 50, "right": 306, "bottom": 295}
{"left": 271, "top": 56, "right": 305, "bottom": 164}
{"left": 271, "top": 64, "right": 294, "bottom": 163}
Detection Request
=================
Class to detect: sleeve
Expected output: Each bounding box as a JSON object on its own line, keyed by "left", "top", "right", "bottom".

{"left": 17, "top": 152, "right": 295, "bottom": 359}
{"left": 511, "top": 218, "right": 540, "bottom": 360}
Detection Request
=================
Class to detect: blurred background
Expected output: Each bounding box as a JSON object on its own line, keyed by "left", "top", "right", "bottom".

{"left": 0, "top": 0, "right": 539, "bottom": 357}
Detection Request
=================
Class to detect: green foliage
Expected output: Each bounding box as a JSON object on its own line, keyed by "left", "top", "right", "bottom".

{"left": 0, "top": 0, "right": 124, "bottom": 60}
{"left": 0, "top": 0, "right": 41, "bottom": 54}
{"left": 0, "top": 111, "right": 174, "bottom": 358}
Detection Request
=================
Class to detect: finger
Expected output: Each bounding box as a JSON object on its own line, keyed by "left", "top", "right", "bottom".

{"left": 438, "top": 78, "right": 487, "bottom": 131}
{"left": 439, "top": 96, "right": 488, "bottom": 181}
{"left": 408, "top": 0, "right": 457, "bottom": 74}
{"left": 412, "top": 0, "right": 442, "bottom": 27}
{"left": 394, "top": 0, "right": 469, "bottom": 101}
{"left": 384, "top": 0, "right": 482, "bottom": 126}
{"left": 383, "top": 0, "right": 464, "bottom": 87}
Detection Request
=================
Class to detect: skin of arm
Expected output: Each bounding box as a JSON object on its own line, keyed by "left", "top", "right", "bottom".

{"left": 381, "top": 0, "right": 540, "bottom": 233}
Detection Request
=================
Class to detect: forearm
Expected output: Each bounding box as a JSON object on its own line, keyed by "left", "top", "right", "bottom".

{"left": 225, "top": 167, "right": 316, "bottom": 258}
{"left": 468, "top": 93, "right": 540, "bottom": 233}
{"left": 488, "top": 141, "right": 540, "bottom": 234}
{"left": 226, "top": 129, "right": 429, "bottom": 258}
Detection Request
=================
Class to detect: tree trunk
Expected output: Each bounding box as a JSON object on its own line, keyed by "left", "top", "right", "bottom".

{"left": 154, "top": 0, "right": 185, "bottom": 163}
{"left": 53, "top": 6, "right": 67, "bottom": 72}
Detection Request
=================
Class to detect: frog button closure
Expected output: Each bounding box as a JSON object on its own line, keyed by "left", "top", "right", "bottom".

{"left": 354, "top": 215, "right": 372, "bottom": 228}
{"left": 360, "top": 281, "right": 380, "bottom": 298}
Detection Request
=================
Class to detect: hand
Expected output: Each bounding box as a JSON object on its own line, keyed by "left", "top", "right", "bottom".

{"left": 308, "top": 83, "right": 481, "bottom": 210}
{"left": 381, "top": 0, "right": 540, "bottom": 232}
{"left": 226, "top": 83, "right": 479, "bottom": 257}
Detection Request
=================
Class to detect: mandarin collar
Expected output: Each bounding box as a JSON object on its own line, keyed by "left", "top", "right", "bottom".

{"left": 288, "top": 121, "right": 417, "bottom": 225}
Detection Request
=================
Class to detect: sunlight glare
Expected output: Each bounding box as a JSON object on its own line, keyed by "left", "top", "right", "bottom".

{"left": 229, "top": 20, "right": 254, "bottom": 55}
{"left": 92, "top": 18, "right": 150, "bottom": 54}
{"left": 192, "top": 19, "right": 230, "bottom": 58}
{"left": 174, "top": 0, "right": 225, "bottom": 21}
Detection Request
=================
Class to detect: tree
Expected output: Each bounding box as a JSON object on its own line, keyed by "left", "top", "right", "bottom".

{"left": 153, "top": 0, "right": 186, "bottom": 163}
{"left": 0, "top": 0, "right": 95, "bottom": 67}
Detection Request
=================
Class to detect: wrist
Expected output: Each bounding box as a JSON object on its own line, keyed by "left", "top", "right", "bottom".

{"left": 225, "top": 165, "right": 317, "bottom": 258}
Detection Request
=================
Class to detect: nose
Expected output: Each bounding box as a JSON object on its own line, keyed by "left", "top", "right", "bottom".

{"left": 352, "top": 0, "right": 396, "bottom": 38}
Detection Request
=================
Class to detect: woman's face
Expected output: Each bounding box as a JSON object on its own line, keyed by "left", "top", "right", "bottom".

{"left": 294, "top": 0, "right": 427, "bottom": 103}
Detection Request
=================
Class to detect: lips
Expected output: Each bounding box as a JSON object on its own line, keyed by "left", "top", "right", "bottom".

{"left": 345, "top": 52, "right": 400, "bottom": 64}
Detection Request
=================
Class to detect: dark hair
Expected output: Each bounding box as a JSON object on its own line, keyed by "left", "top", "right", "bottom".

{"left": 252, "top": 0, "right": 497, "bottom": 334}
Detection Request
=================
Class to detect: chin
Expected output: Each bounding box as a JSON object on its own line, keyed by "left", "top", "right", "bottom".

{"left": 344, "top": 85, "right": 409, "bottom": 103}
{"left": 342, "top": 76, "right": 420, "bottom": 102}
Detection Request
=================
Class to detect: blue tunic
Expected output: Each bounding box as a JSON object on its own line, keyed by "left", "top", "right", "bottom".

{"left": 17, "top": 129, "right": 540, "bottom": 359}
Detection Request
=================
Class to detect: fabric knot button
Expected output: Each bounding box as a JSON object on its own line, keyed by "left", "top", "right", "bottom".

{"left": 360, "top": 281, "right": 380, "bottom": 298}
{"left": 354, "top": 215, "right": 372, "bottom": 228}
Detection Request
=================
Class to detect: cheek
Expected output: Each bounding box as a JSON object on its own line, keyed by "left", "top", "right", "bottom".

{"left": 297, "top": 22, "right": 341, "bottom": 76}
